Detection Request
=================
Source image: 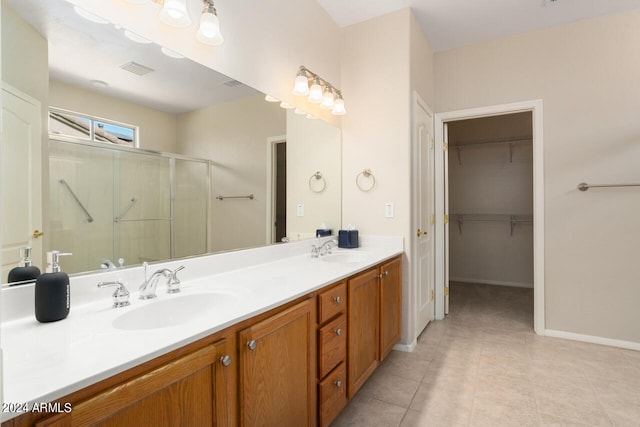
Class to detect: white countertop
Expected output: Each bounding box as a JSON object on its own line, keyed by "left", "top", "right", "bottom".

{"left": 0, "top": 236, "right": 403, "bottom": 421}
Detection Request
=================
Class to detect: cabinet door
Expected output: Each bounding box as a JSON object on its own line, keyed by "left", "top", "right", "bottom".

{"left": 239, "top": 299, "right": 313, "bottom": 427}
{"left": 347, "top": 268, "right": 379, "bottom": 398}
{"left": 379, "top": 256, "right": 402, "bottom": 361}
{"left": 36, "top": 339, "right": 236, "bottom": 427}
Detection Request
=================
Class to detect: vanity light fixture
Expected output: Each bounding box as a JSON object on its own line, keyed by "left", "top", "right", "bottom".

{"left": 159, "top": 0, "right": 192, "bottom": 28}
{"left": 292, "top": 66, "right": 346, "bottom": 115}
{"left": 196, "top": 0, "right": 224, "bottom": 46}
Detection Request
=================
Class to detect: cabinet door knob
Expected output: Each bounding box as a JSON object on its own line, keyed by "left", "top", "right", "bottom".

{"left": 383, "top": 270, "right": 389, "bottom": 276}
{"left": 333, "top": 296, "right": 341, "bottom": 304}
{"left": 247, "top": 340, "right": 257, "bottom": 351}
{"left": 334, "top": 380, "right": 342, "bottom": 388}
{"left": 32, "top": 229, "right": 44, "bottom": 238}
{"left": 220, "top": 355, "right": 232, "bottom": 367}
{"left": 334, "top": 328, "right": 342, "bottom": 336}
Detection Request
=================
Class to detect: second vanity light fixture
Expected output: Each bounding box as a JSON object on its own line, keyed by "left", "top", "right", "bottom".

{"left": 126, "top": 0, "right": 224, "bottom": 46}
{"left": 292, "top": 66, "right": 347, "bottom": 116}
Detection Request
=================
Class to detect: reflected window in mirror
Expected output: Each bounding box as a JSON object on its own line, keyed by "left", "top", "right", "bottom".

{"left": 49, "top": 107, "right": 138, "bottom": 147}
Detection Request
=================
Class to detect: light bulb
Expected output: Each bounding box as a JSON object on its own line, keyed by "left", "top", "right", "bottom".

{"left": 308, "top": 78, "right": 323, "bottom": 104}
{"left": 160, "top": 0, "right": 192, "bottom": 28}
{"left": 196, "top": 7, "right": 224, "bottom": 46}
{"left": 331, "top": 95, "right": 347, "bottom": 116}
{"left": 292, "top": 71, "right": 309, "bottom": 96}
{"left": 320, "top": 87, "right": 335, "bottom": 109}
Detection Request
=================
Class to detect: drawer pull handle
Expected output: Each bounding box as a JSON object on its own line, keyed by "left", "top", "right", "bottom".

{"left": 247, "top": 340, "right": 257, "bottom": 351}
{"left": 333, "top": 296, "right": 341, "bottom": 304}
{"left": 334, "top": 380, "right": 342, "bottom": 388}
{"left": 220, "top": 355, "right": 232, "bottom": 367}
{"left": 334, "top": 328, "right": 342, "bottom": 336}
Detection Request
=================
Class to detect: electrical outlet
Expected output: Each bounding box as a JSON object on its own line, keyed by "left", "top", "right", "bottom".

{"left": 385, "top": 203, "right": 394, "bottom": 218}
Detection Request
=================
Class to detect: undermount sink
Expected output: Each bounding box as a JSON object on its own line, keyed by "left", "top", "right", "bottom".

{"left": 112, "top": 291, "right": 238, "bottom": 331}
{"left": 321, "top": 251, "right": 371, "bottom": 264}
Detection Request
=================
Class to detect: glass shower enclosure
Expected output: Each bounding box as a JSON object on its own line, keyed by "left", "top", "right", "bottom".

{"left": 49, "top": 138, "right": 210, "bottom": 275}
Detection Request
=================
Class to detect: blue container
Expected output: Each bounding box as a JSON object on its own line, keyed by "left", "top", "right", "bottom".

{"left": 338, "top": 230, "right": 359, "bottom": 248}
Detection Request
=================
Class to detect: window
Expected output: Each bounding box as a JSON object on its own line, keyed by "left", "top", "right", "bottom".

{"left": 48, "top": 107, "right": 138, "bottom": 147}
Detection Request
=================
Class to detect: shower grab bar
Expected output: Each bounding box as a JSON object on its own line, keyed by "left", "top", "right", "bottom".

{"left": 114, "top": 197, "right": 138, "bottom": 222}
{"left": 59, "top": 179, "right": 94, "bottom": 223}
{"left": 216, "top": 194, "right": 254, "bottom": 200}
{"left": 577, "top": 182, "right": 640, "bottom": 192}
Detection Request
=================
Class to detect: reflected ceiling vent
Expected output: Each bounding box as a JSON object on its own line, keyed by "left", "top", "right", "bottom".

{"left": 120, "top": 61, "right": 154, "bottom": 76}
{"left": 223, "top": 79, "right": 244, "bottom": 88}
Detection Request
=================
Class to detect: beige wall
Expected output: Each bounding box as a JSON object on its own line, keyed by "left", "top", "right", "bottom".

{"left": 49, "top": 80, "right": 178, "bottom": 153}
{"left": 341, "top": 8, "right": 434, "bottom": 345}
{"left": 176, "top": 95, "right": 285, "bottom": 252}
{"left": 435, "top": 10, "right": 640, "bottom": 343}
{"left": 286, "top": 110, "right": 342, "bottom": 240}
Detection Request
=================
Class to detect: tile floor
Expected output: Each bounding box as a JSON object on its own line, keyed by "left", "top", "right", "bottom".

{"left": 331, "top": 282, "right": 640, "bottom": 427}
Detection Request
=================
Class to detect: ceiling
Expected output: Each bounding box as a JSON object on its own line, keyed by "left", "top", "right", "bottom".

{"left": 315, "top": 0, "right": 640, "bottom": 51}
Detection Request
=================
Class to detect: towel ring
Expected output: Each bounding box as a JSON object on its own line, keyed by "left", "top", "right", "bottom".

{"left": 309, "top": 171, "right": 327, "bottom": 193}
{"left": 356, "top": 168, "right": 376, "bottom": 192}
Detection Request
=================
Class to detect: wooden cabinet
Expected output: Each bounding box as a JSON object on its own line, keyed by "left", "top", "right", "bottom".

{"left": 379, "top": 256, "right": 402, "bottom": 361}
{"left": 34, "top": 337, "right": 236, "bottom": 427}
{"left": 347, "top": 268, "right": 380, "bottom": 398}
{"left": 316, "top": 282, "right": 348, "bottom": 427}
{"left": 238, "top": 299, "right": 313, "bottom": 427}
{"left": 347, "top": 255, "right": 403, "bottom": 397}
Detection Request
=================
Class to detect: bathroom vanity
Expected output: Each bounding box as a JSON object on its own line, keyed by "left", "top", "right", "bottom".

{"left": 1, "top": 236, "right": 403, "bottom": 426}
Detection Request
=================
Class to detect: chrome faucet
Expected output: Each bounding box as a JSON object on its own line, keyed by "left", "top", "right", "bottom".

{"left": 311, "top": 239, "right": 338, "bottom": 258}
{"left": 139, "top": 262, "right": 185, "bottom": 299}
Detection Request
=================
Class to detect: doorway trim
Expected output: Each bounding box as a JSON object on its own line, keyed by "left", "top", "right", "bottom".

{"left": 265, "top": 135, "right": 287, "bottom": 244}
{"left": 434, "top": 100, "right": 545, "bottom": 335}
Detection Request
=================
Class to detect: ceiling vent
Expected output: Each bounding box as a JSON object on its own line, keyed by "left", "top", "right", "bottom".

{"left": 120, "top": 61, "right": 154, "bottom": 76}
{"left": 223, "top": 79, "right": 244, "bottom": 88}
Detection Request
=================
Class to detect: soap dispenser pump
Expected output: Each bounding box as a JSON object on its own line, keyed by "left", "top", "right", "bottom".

{"left": 35, "top": 251, "right": 72, "bottom": 323}
{"left": 7, "top": 246, "right": 41, "bottom": 285}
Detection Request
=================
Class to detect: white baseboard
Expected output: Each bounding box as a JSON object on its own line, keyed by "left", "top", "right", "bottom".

{"left": 450, "top": 277, "right": 533, "bottom": 289}
{"left": 393, "top": 340, "right": 416, "bottom": 353}
{"left": 544, "top": 329, "right": 640, "bottom": 351}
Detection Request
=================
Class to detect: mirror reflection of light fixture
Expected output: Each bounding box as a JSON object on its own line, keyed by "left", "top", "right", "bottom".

{"left": 292, "top": 66, "right": 347, "bottom": 115}
{"left": 124, "top": 30, "right": 152, "bottom": 44}
{"left": 265, "top": 95, "right": 280, "bottom": 102}
{"left": 74, "top": 6, "right": 110, "bottom": 24}
{"left": 161, "top": 46, "right": 185, "bottom": 58}
{"left": 196, "top": 0, "right": 224, "bottom": 46}
{"left": 160, "top": 0, "right": 192, "bottom": 28}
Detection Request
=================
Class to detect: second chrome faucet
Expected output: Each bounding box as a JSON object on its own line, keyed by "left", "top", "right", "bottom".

{"left": 139, "top": 262, "right": 185, "bottom": 299}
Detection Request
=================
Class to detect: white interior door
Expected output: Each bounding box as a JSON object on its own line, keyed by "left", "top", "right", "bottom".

{"left": 1, "top": 84, "right": 42, "bottom": 281}
{"left": 413, "top": 95, "right": 435, "bottom": 336}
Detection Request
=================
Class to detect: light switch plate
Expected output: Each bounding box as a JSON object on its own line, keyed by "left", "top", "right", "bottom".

{"left": 296, "top": 203, "right": 304, "bottom": 217}
{"left": 385, "top": 202, "right": 394, "bottom": 218}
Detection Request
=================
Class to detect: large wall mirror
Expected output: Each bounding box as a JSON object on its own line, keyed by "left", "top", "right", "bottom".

{"left": 1, "top": 0, "right": 341, "bottom": 283}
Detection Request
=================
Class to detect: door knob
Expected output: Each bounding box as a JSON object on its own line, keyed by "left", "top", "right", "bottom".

{"left": 33, "top": 229, "right": 44, "bottom": 238}
{"left": 416, "top": 228, "right": 427, "bottom": 237}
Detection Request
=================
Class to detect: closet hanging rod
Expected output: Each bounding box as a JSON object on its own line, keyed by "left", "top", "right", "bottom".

{"left": 451, "top": 137, "right": 532, "bottom": 149}
{"left": 59, "top": 179, "right": 94, "bottom": 223}
{"left": 216, "top": 194, "right": 254, "bottom": 200}
{"left": 577, "top": 182, "right": 640, "bottom": 192}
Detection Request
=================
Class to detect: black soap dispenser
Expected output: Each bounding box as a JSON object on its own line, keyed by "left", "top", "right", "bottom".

{"left": 35, "top": 251, "right": 72, "bottom": 323}
{"left": 7, "top": 246, "right": 41, "bottom": 285}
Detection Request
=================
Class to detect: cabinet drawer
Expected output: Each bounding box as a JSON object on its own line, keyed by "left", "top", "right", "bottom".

{"left": 318, "top": 314, "right": 346, "bottom": 378}
{"left": 318, "top": 362, "right": 347, "bottom": 427}
{"left": 318, "top": 281, "right": 346, "bottom": 323}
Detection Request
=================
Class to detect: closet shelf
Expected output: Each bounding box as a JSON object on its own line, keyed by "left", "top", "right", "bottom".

{"left": 451, "top": 137, "right": 532, "bottom": 165}
{"left": 450, "top": 213, "right": 533, "bottom": 236}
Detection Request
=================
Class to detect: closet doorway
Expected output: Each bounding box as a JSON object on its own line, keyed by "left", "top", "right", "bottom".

{"left": 434, "top": 101, "right": 545, "bottom": 334}
{"left": 448, "top": 113, "right": 533, "bottom": 326}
